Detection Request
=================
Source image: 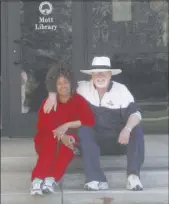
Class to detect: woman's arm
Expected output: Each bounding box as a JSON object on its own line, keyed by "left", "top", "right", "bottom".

{"left": 75, "top": 94, "right": 95, "bottom": 127}
{"left": 66, "top": 120, "right": 81, "bottom": 128}
{"left": 53, "top": 94, "right": 95, "bottom": 139}
{"left": 53, "top": 121, "right": 81, "bottom": 139}
{"left": 37, "top": 99, "right": 56, "bottom": 131}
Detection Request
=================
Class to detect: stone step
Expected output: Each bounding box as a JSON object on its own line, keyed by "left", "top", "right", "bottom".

{"left": 2, "top": 135, "right": 168, "bottom": 157}
{"left": 2, "top": 136, "right": 168, "bottom": 204}
{"left": 1, "top": 135, "right": 168, "bottom": 172}
{"left": 1, "top": 155, "right": 168, "bottom": 172}
{"left": 1, "top": 170, "right": 168, "bottom": 195}
{"left": 1, "top": 188, "right": 168, "bottom": 204}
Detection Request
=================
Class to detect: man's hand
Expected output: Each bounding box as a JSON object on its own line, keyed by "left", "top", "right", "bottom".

{"left": 53, "top": 123, "right": 70, "bottom": 140}
{"left": 44, "top": 93, "right": 57, "bottom": 113}
{"left": 118, "top": 127, "right": 131, "bottom": 145}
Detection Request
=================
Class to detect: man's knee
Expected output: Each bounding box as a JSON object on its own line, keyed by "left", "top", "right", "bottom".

{"left": 131, "top": 125, "right": 144, "bottom": 137}
{"left": 78, "top": 126, "right": 95, "bottom": 141}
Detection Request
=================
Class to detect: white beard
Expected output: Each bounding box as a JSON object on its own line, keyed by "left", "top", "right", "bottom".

{"left": 94, "top": 78, "right": 110, "bottom": 88}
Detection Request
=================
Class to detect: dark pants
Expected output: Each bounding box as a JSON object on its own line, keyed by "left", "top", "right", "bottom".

{"left": 78, "top": 125, "right": 144, "bottom": 182}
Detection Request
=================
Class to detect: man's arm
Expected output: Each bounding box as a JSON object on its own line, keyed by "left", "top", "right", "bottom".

{"left": 118, "top": 85, "right": 141, "bottom": 144}
{"left": 120, "top": 85, "right": 141, "bottom": 132}
{"left": 124, "top": 112, "right": 141, "bottom": 133}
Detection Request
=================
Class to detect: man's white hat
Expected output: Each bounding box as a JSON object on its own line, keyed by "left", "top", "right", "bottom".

{"left": 80, "top": 56, "right": 122, "bottom": 75}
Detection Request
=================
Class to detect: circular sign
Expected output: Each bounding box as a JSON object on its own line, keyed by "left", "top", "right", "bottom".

{"left": 39, "top": 1, "right": 53, "bottom": 15}
{"left": 150, "top": 1, "right": 164, "bottom": 11}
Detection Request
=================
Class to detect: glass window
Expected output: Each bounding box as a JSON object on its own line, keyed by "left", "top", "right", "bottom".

{"left": 91, "top": 0, "right": 168, "bottom": 133}
{"left": 20, "top": 1, "right": 73, "bottom": 113}
{"left": 112, "top": 0, "right": 132, "bottom": 22}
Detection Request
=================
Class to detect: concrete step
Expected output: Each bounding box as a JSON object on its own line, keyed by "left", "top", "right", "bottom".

{"left": 1, "top": 136, "right": 168, "bottom": 204}
{"left": 1, "top": 170, "right": 168, "bottom": 195}
{"left": 1, "top": 135, "right": 168, "bottom": 172}
{"left": 2, "top": 135, "right": 168, "bottom": 157}
{"left": 1, "top": 155, "right": 168, "bottom": 173}
{"left": 1, "top": 188, "right": 168, "bottom": 204}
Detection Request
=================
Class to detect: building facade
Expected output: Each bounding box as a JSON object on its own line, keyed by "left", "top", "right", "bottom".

{"left": 1, "top": 1, "right": 168, "bottom": 139}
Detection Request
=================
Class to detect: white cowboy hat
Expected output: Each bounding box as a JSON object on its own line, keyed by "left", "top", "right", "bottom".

{"left": 80, "top": 56, "right": 122, "bottom": 75}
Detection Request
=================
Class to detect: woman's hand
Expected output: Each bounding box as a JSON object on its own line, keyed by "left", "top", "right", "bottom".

{"left": 53, "top": 122, "right": 70, "bottom": 139}
{"left": 61, "top": 135, "right": 75, "bottom": 150}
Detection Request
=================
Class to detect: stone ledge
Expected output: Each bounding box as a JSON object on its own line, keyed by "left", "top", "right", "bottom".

{"left": 1, "top": 134, "right": 168, "bottom": 157}
{"left": 1, "top": 188, "right": 168, "bottom": 204}
{"left": 1, "top": 155, "right": 168, "bottom": 173}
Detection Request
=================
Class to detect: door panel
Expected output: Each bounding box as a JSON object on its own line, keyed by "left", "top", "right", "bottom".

{"left": 6, "top": 1, "right": 74, "bottom": 137}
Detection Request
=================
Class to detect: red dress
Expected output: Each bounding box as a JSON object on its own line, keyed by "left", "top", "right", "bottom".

{"left": 31, "top": 93, "right": 95, "bottom": 181}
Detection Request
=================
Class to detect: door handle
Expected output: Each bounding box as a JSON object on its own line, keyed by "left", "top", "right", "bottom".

{"left": 13, "top": 38, "right": 23, "bottom": 66}
{"left": 13, "top": 38, "right": 34, "bottom": 66}
{"left": 13, "top": 60, "right": 28, "bottom": 65}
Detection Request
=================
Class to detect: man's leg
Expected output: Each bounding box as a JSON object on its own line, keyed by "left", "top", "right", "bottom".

{"left": 78, "top": 126, "right": 107, "bottom": 183}
{"left": 127, "top": 125, "right": 145, "bottom": 176}
{"left": 126, "top": 125, "right": 144, "bottom": 190}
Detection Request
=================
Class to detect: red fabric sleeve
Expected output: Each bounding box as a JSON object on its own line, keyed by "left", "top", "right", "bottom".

{"left": 36, "top": 99, "right": 56, "bottom": 132}
{"left": 75, "top": 94, "right": 95, "bottom": 127}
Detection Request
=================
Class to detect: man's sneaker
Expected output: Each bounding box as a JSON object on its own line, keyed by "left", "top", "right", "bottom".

{"left": 42, "top": 177, "right": 58, "bottom": 194}
{"left": 126, "top": 174, "right": 143, "bottom": 191}
{"left": 98, "top": 182, "right": 109, "bottom": 190}
{"left": 30, "top": 178, "right": 43, "bottom": 196}
{"left": 84, "top": 181, "right": 109, "bottom": 191}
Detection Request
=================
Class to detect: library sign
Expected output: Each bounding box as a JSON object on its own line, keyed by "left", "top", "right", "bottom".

{"left": 35, "top": 1, "right": 57, "bottom": 31}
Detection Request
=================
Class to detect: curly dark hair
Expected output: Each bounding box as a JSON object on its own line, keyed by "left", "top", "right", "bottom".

{"left": 51, "top": 62, "right": 76, "bottom": 94}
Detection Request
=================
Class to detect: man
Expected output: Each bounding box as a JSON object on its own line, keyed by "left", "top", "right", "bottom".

{"left": 44, "top": 56, "right": 144, "bottom": 191}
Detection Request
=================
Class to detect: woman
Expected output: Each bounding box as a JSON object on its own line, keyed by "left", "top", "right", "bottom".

{"left": 30, "top": 63, "right": 95, "bottom": 196}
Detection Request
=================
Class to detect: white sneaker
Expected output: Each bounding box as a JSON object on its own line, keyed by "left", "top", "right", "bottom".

{"left": 84, "top": 181, "right": 109, "bottom": 191}
{"left": 126, "top": 174, "right": 143, "bottom": 191}
{"left": 42, "top": 177, "right": 58, "bottom": 194}
{"left": 98, "top": 182, "right": 109, "bottom": 190}
{"left": 30, "top": 178, "right": 43, "bottom": 196}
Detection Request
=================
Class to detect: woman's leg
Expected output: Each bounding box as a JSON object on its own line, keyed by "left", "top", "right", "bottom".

{"left": 31, "top": 136, "right": 56, "bottom": 181}
{"left": 49, "top": 134, "right": 78, "bottom": 181}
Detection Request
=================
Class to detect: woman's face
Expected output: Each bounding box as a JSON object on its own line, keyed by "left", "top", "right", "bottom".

{"left": 56, "top": 76, "right": 71, "bottom": 97}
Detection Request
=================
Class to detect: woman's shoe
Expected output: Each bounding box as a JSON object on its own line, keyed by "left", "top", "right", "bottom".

{"left": 42, "top": 177, "right": 58, "bottom": 194}
{"left": 30, "top": 178, "right": 43, "bottom": 196}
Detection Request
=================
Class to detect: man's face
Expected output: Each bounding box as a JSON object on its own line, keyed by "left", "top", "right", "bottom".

{"left": 92, "top": 71, "right": 112, "bottom": 88}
